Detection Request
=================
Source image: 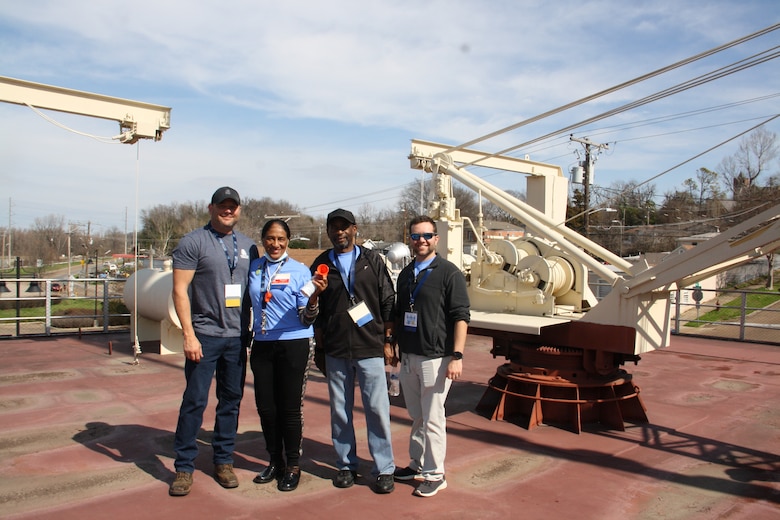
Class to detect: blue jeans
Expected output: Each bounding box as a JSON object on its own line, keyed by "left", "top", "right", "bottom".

{"left": 326, "top": 354, "right": 395, "bottom": 477}
{"left": 173, "top": 334, "right": 247, "bottom": 473}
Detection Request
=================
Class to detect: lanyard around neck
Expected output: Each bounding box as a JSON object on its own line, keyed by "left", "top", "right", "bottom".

{"left": 329, "top": 247, "right": 358, "bottom": 301}
{"left": 208, "top": 223, "right": 238, "bottom": 276}
{"left": 409, "top": 266, "right": 433, "bottom": 307}
{"left": 262, "top": 258, "right": 287, "bottom": 298}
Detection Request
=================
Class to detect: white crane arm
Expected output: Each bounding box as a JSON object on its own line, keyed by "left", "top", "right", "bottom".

{"left": 0, "top": 75, "right": 171, "bottom": 143}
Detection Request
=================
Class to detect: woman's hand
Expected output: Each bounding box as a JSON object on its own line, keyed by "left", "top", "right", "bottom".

{"left": 310, "top": 273, "right": 328, "bottom": 296}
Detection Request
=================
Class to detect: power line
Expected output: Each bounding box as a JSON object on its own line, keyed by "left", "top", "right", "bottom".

{"left": 444, "top": 24, "right": 780, "bottom": 160}
{"left": 182, "top": 26, "right": 780, "bottom": 222}
{"left": 633, "top": 114, "right": 780, "bottom": 191}
{"left": 568, "top": 93, "right": 780, "bottom": 139}
{"left": 484, "top": 46, "right": 780, "bottom": 163}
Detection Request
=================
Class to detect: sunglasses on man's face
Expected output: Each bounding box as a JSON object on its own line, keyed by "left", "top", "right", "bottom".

{"left": 410, "top": 232, "right": 437, "bottom": 241}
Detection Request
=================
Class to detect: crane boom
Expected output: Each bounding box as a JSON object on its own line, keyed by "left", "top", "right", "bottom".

{"left": 0, "top": 75, "right": 171, "bottom": 143}
{"left": 410, "top": 142, "right": 780, "bottom": 354}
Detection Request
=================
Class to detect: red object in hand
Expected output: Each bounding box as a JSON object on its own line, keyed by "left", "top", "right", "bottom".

{"left": 316, "top": 264, "right": 329, "bottom": 277}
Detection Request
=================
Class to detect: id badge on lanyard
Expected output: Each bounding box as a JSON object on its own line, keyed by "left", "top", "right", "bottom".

{"left": 331, "top": 248, "right": 374, "bottom": 328}
{"left": 211, "top": 225, "right": 241, "bottom": 308}
{"left": 404, "top": 265, "right": 430, "bottom": 331}
{"left": 348, "top": 300, "right": 374, "bottom": 328}
{"left": 225, "top": 284, "right": 242, "bottom": 308}
{"left": 403, "top": 310, "right": 418, "bottom": 331}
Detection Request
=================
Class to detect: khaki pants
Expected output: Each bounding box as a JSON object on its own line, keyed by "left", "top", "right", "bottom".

{"left": 398, "top": 353, "right": 453, "bottom": 480}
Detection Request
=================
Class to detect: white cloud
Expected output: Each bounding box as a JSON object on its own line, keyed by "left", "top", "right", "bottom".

{"left": 2, "top": 0, "right": 779, "bottom": 229}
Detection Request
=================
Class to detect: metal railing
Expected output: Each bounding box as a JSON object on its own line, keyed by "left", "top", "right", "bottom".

{"left": 0, "top": 277, "right": 130, "bottom": 338}
{"left": 1, "top": 277, "right": 777, "bottom": 346}
{"left": 669, "top": 286, "right": 780, "bottom": 345}
{"left": 588, "top": 277, "right": 780, "bottom": 346}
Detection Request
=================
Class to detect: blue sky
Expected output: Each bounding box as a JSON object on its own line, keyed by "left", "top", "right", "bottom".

{"left": 1, "top": 1, "right": 779, "bottom": 231}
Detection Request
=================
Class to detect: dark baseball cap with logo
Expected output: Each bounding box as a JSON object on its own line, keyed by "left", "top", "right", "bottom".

{"left": 327, "top": 208, "right": 356, "bottom": 225}
{"left": 211, "top": 186, "right": 241, "bottom": 205}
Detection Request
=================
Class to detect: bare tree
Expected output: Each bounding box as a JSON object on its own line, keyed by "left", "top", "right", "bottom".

{"left": 140, "top": 202, "right": 212, "bottom": 255}
{"left": 595, "top": 181, "right": 657, "bottom": 226}
{"left": 32, "top": 215, "right": 66, "bottom": 268}
{"left": 682, "top": 168, "right": 722, "bottom": 217}
{"left": 399, "top": 178, "right": 478, "bottom": 222}
{"left": 482, "top": 189, "right": 526, "bottom": 225}
{"left": 140, "top": 204, "right": 181, "bottom": 256}
{"left": 719, "top": 127, "right": 779, "bottom": 200}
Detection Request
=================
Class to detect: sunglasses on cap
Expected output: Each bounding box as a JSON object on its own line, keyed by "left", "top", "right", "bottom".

{"left": 410, "top": 232, "right": 437, "bottom": 241}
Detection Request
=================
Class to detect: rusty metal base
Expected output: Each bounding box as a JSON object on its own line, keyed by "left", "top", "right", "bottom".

{"left": 476, "top": 363, "right": 649, "bottom": 433}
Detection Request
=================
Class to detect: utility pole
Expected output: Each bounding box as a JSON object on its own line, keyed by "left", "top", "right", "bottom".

{"left": 67, "top": 221, "right": 87, "bottom": 296}
{"left": 7, "top": 197, "right": 12, "bottom": 269}
{"left": 124, "top": 206, "right": 128, "bottom": 255}
{"left": 570, "top": 136, "right": 608, "bottom": 237}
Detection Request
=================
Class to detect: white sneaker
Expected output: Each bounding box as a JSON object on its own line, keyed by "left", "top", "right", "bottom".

{"left": 414, "top": 478, "right": 447, "bottom": 497}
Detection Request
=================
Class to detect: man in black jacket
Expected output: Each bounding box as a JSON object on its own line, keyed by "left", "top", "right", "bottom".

{"left": 311, "top": 208, "right": 397, "bottom": 494}
{"left": 393, "top": 215, "right": 470, "bottom": 497}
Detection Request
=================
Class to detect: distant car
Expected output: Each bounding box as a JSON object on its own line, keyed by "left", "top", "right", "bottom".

{"left": 51, "top": 282, "right": 63, "bottom": 292}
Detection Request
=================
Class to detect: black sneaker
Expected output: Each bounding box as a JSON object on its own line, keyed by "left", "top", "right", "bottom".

{"left": 333, "top": 469, "right": 357, "bottom": 488}
{"left": 393, "top": 466, "right": 422, "bottom": 481}
{"left": 374, "top": 474, "right": 395, "bottom": 494}
{"left": 414, "top": 478, "right": 447, "bottom": 497}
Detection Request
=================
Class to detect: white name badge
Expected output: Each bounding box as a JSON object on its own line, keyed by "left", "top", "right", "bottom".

{"left": 404, "top": 311, "right": 418, "bottom": 331}
{"left": 272, "top": 273, "right": 291, "bottom": 285}
{"left": 347, "top": 300, "right": 374, "bottom": 328}
{"left": 225, "top": 283, "right": 242, "bottom": 308}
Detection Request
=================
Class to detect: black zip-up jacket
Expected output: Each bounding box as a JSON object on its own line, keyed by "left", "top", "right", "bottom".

{"left": 312, "top": 247, "right": 395, "bottom": 359}
{"left": 395, "top": 255, "right": 470, "bottom": 358}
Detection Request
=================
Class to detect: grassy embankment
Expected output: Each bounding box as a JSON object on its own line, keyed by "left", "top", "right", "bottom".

{"left": 684, "top": 278, "right": 780, "bottom": 328}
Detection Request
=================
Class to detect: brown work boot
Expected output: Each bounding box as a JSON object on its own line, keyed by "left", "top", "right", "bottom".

{"left": 169, "top": 471, "right": 193, "bottom": 496}
{"left": 214, "top": 463, "right": 239, "bottom": 488}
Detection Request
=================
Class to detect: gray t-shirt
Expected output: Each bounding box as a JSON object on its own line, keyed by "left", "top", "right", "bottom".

{"left": 172, "top": 224, "right": 256, "bottom": 338}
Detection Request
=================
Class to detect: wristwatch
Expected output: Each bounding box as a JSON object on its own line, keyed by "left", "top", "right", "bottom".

{"left": 452, "top": 351, "right": 463, "bottom": 360}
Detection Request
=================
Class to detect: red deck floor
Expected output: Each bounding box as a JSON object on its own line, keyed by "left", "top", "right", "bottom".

{"left": 0, "top": 333, "right": 778, "bottom": 519}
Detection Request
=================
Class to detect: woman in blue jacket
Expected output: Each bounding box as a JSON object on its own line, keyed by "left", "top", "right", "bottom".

{"left": 248, "top": 219, "right": 327, "bottom": 491}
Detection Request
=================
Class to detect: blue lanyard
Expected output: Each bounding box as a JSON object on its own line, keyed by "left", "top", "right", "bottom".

{"left": 329, "top": 247, "right": 358, "bottom": 303}
{"left": 208, "top": 223, "right": 238, "bottom": 278}
{"left": 409, "top": 266, "right": 433, "bottom": 308}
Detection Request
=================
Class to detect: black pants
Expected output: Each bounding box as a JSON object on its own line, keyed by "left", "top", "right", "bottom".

{"left": 250, "top": 338, "right": 313, "bottom": 467}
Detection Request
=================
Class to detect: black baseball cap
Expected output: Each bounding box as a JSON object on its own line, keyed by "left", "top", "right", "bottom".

{"left": 211, "top": 186, "right": 241, "bottom": 205}
{"left": 327, "top": 208, "right": 356, "bottom": 225}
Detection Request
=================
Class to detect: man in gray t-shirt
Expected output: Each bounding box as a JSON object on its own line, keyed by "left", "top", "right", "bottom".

{"left": 168, "top": 186, "right": 258, "bottom": 497}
